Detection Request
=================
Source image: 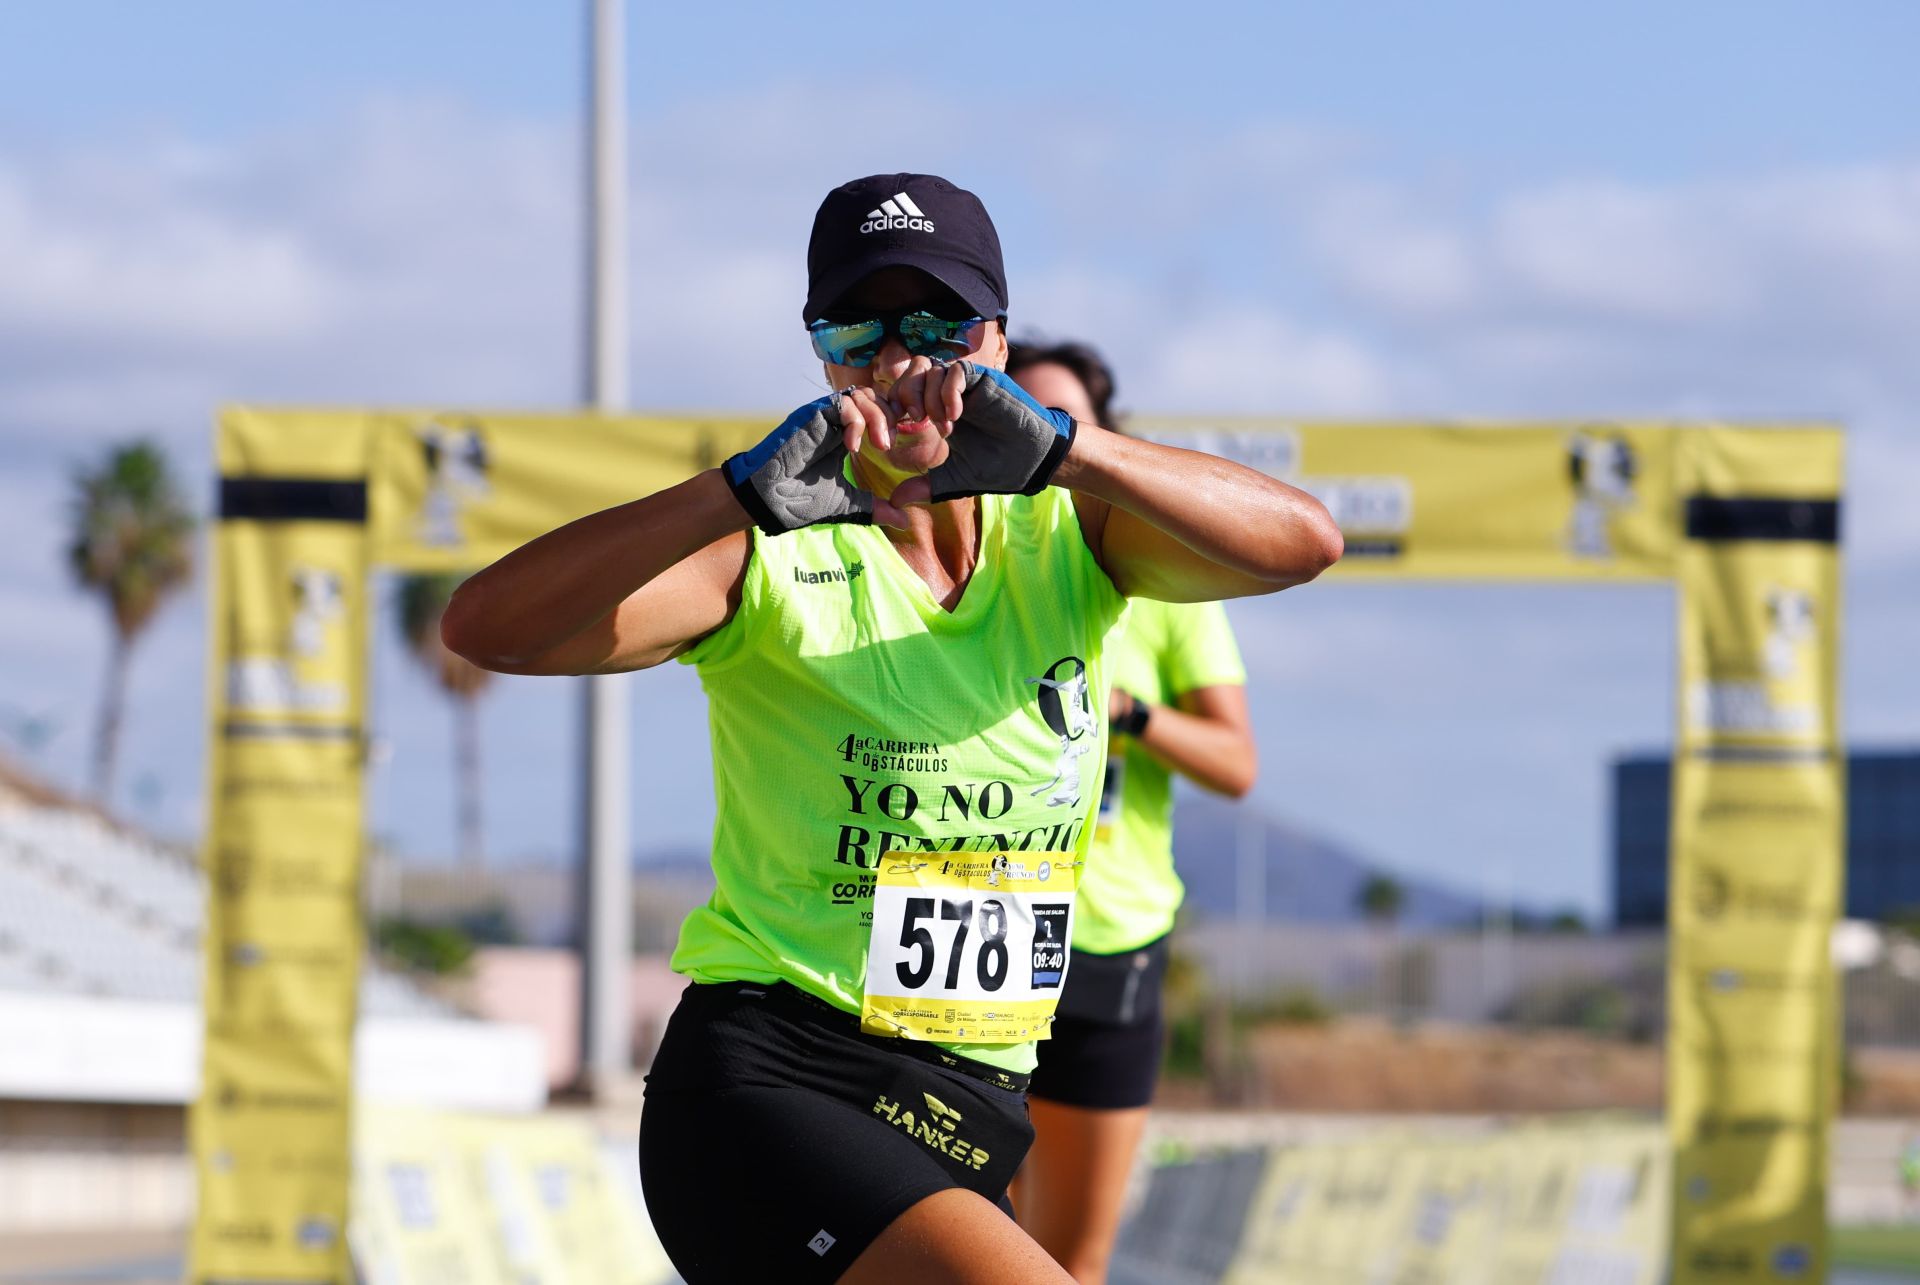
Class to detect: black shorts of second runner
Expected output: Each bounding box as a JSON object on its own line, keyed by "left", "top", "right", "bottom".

{"left": 639, "top": 979, "right": 1035, "bottom": 1284}
{"left": 1028, "top": 934, "right": 1171, "bottom": 1111}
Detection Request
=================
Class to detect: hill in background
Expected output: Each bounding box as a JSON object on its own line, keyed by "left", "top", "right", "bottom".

{"left": 387, "top": 795, "right": 1517, "bottom": 945}
{"left": 1171, "top": 792, "right": 1493, "bottom": 928}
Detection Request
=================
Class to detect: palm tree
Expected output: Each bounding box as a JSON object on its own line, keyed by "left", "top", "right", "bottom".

{"left": 66, "top": 440, "right": 196, "bottom": 805}
{"left": 394, "top": 574, "right": 492, "bottom": 868}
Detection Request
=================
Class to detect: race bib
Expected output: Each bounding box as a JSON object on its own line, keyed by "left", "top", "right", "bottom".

{"left": 862, "top": 852, "right": 1078, "bottom": 1044}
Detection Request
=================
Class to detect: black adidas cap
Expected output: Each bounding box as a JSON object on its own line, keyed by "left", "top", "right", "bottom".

{"left": 803, "top": 173, "right": 1009, "bottom": 323}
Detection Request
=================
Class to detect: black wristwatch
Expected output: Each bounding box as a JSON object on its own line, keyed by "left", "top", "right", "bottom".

{"left": 1114, "top": 693, "right": 1151, "bottom": 738}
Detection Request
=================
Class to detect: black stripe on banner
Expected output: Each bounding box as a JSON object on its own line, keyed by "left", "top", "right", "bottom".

{"left": 219, "top": 477, "right": 368, "bottom": 522}
{"left": 1684, "top": 496, "right": 1839, "bottom": 543}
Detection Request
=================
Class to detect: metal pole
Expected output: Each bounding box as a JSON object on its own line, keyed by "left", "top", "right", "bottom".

{"left": 578, "top": 0, "right": 631, "bottom": 1097}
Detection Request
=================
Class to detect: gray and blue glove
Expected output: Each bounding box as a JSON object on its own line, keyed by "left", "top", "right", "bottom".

{"left": 928, "top": 364, "right": 1077, "bottom": 503}
{"left": 723, "top": 367, "right": 1077, "bottom": 532}
{"left": 723, "top": 394, "right": 870, "bottom": 535}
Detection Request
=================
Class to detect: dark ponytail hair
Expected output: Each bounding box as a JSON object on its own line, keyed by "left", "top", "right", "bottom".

{"left": 1006, "top": 339, "right": 1121, "bottom": 432}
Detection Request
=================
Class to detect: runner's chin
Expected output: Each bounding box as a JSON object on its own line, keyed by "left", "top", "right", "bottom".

{"left": 857, "top": 433, "right": 946, "bottom": 495}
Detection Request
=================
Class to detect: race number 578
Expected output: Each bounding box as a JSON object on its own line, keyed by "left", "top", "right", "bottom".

{"left": 895, "top": 897, "right": 1010, "bottom": 992}
{"left": 861, "top": 855, "right": 1078, "bottom": 1042}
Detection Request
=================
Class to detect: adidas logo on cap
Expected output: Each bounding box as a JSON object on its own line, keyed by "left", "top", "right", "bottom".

{"left": 860, "top": 192, "right": 935, "bottom": 234}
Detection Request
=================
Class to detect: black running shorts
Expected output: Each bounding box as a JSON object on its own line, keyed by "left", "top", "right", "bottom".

{"left": 1027, "top": 935, "right": 1170, "bottom": 1110}
{"left": 639, "top": 980, "right": 1036, "bottom": 1283}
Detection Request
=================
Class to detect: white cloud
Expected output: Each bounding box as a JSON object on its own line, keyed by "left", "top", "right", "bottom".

{"left": 1018, "top": 267, "right": 1400, "bottom": 414}
{"left": 1303, "top": 181, "right": 1479, "bottom": 318}
{"left": 1302, "top": 163, "right": 1920, "bottom": 422}
{"left": 0, "top": 165, "right": 342, "bottom": 347}
{"left": 1492, "top": 183, "right": 1759, "bottom": 323}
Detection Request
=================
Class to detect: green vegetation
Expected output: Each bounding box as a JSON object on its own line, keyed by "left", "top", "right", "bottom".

{"left": 1882, "top": 905, "right": 1920, "bottom": 939}
{"left": 1250, "top": 988, "right": 1336, "bottom": 1027}
{"left": 455, "top": 901, "right": 521, "bottom": 946}
{"left": 1833, "top": 1223, "right": 1920, "bottom": 1272}
{"left": 66, "top": 439, "right": 196, "bottom": 805}
{"left": 374, "top": 916, "right": 475, "bottom": 975}
{"left": 1162, "top": 985, "right": 1334, "bottom": 1083}
{"left": 1542, "top": 908, "right": 1589, "bottom": 933}
{"left": 1164, "top": 1006, "right": 1207, "bottom": 1080}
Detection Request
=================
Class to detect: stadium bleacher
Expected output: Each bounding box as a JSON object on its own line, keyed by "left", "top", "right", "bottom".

{"left": 0, "top": 796, "right": 450, "bottom": 1021}
{"left": 0, "top": 770, "right": 551, "bottom": 1237}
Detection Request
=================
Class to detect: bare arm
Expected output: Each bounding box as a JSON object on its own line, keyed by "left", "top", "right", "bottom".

{"left": 441, "top": 469, "right": 751, "bottom": 675}
{"left": 1062, "top": 425, "right": 1342, "bottom": 602}
{"left": 1113, "top": 683, "right": 1256, "bottom": 798}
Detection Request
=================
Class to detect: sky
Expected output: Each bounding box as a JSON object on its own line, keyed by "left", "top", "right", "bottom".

{"left": 2, "top": 1, "right": 1916, "bottom": 919}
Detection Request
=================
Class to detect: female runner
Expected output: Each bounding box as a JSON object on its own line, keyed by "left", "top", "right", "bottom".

{"left": 444, "top": 173, "right": 1340, "bottom": 1284}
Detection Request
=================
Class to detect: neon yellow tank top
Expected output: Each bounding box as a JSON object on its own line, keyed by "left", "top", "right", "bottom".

{"left": 1077, "top": 597, "right": 1246, "bottom": 953}
{"left": 673, "top": 488, "right": 1126, "bottom": 1073}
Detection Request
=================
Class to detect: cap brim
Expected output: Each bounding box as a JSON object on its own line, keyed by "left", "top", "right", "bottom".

{"left": 806, "top": 248, "right": 1005, "bottom": 322}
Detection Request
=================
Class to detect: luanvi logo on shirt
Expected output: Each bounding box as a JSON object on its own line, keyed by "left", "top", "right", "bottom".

{"left": 795, "top": 561, "right": 864, "bottom": 585}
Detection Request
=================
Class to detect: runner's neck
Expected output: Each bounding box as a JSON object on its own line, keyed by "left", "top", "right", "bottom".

{"left": 884, "top": 496, "right": 982, "bottom": 612}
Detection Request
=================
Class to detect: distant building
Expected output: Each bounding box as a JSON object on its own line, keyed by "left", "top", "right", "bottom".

{"left": 1612, "top": 749, "right": 1920, "bottom": 926}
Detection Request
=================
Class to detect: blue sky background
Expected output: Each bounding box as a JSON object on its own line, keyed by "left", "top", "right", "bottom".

{"left": 2, "top": 1, "right": 1915, "bottom": 918}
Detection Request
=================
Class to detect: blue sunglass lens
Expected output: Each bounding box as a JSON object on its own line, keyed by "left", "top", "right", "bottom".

{"left": 808, "top": 312, "right": 981, "bottom": 366}
{"left": 899, "top": 313, "right": 980, "bottom": 354}
{"left": 810, "top": 319, "right": 886, "bottom": 366}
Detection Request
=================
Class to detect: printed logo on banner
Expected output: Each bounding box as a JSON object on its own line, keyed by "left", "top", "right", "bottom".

{"left": 216, "top": 848, "right": 252, "bottom": 897}
{"left": 226, "top": 565, "right": 349, "bottom": 716}
{"left": 294, "top": 1216, "right": 338, "bottom": 1251}
{"left": 1687, "top": 584, "right": 1821, "bottom": 739}
{"left": 386, "top": 1163, "right": 439, "bottom": 1230}
{"left": 1145, "top": 426, "right": 1302, "bottom": 479}
{"left": 1696, "top": 1113, "right": 1814, "bottom": 1141}
{"left": 212, "top": 847, "right": 347, "bottom": 901}
{"left": 415, "top": 418, "right": 491, "bottom": 548}
{"left": 226, "top": 941, "right": 347, "bottom": 972}
{"left": 1142, "top": 426, "right": 1411, "bottom": 557}
{"left": 288, "top": 567, "right": 343, "bottom": 657}
{"left": 1764, "top": 587, "right": 1817, "bottom": 680}
{"left": 214, "top": 1080, "right": 343, "bottom": 1117}
{"left": 1772, "top": 1243, "right": 1813, "bottom": 1276}
{"left": 1565, "top": 428, "right": 1638, "bottom": 559}
{"left": 1297, "top": 475, "right": 1412, "bottom": 558}
{"left": 210, "top": 1220, "right": 274, "bottom": 1246}
{"left": 1692, "top": 865, "right": 1822, "bottom": 924}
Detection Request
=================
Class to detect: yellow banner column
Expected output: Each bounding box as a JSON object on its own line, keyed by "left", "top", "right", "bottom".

{"left": 190, "top": 412, "right": 378, "bottom": 1284}
{"left": 1669, "top": 428, "right": 1845, "bottom": 1282}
